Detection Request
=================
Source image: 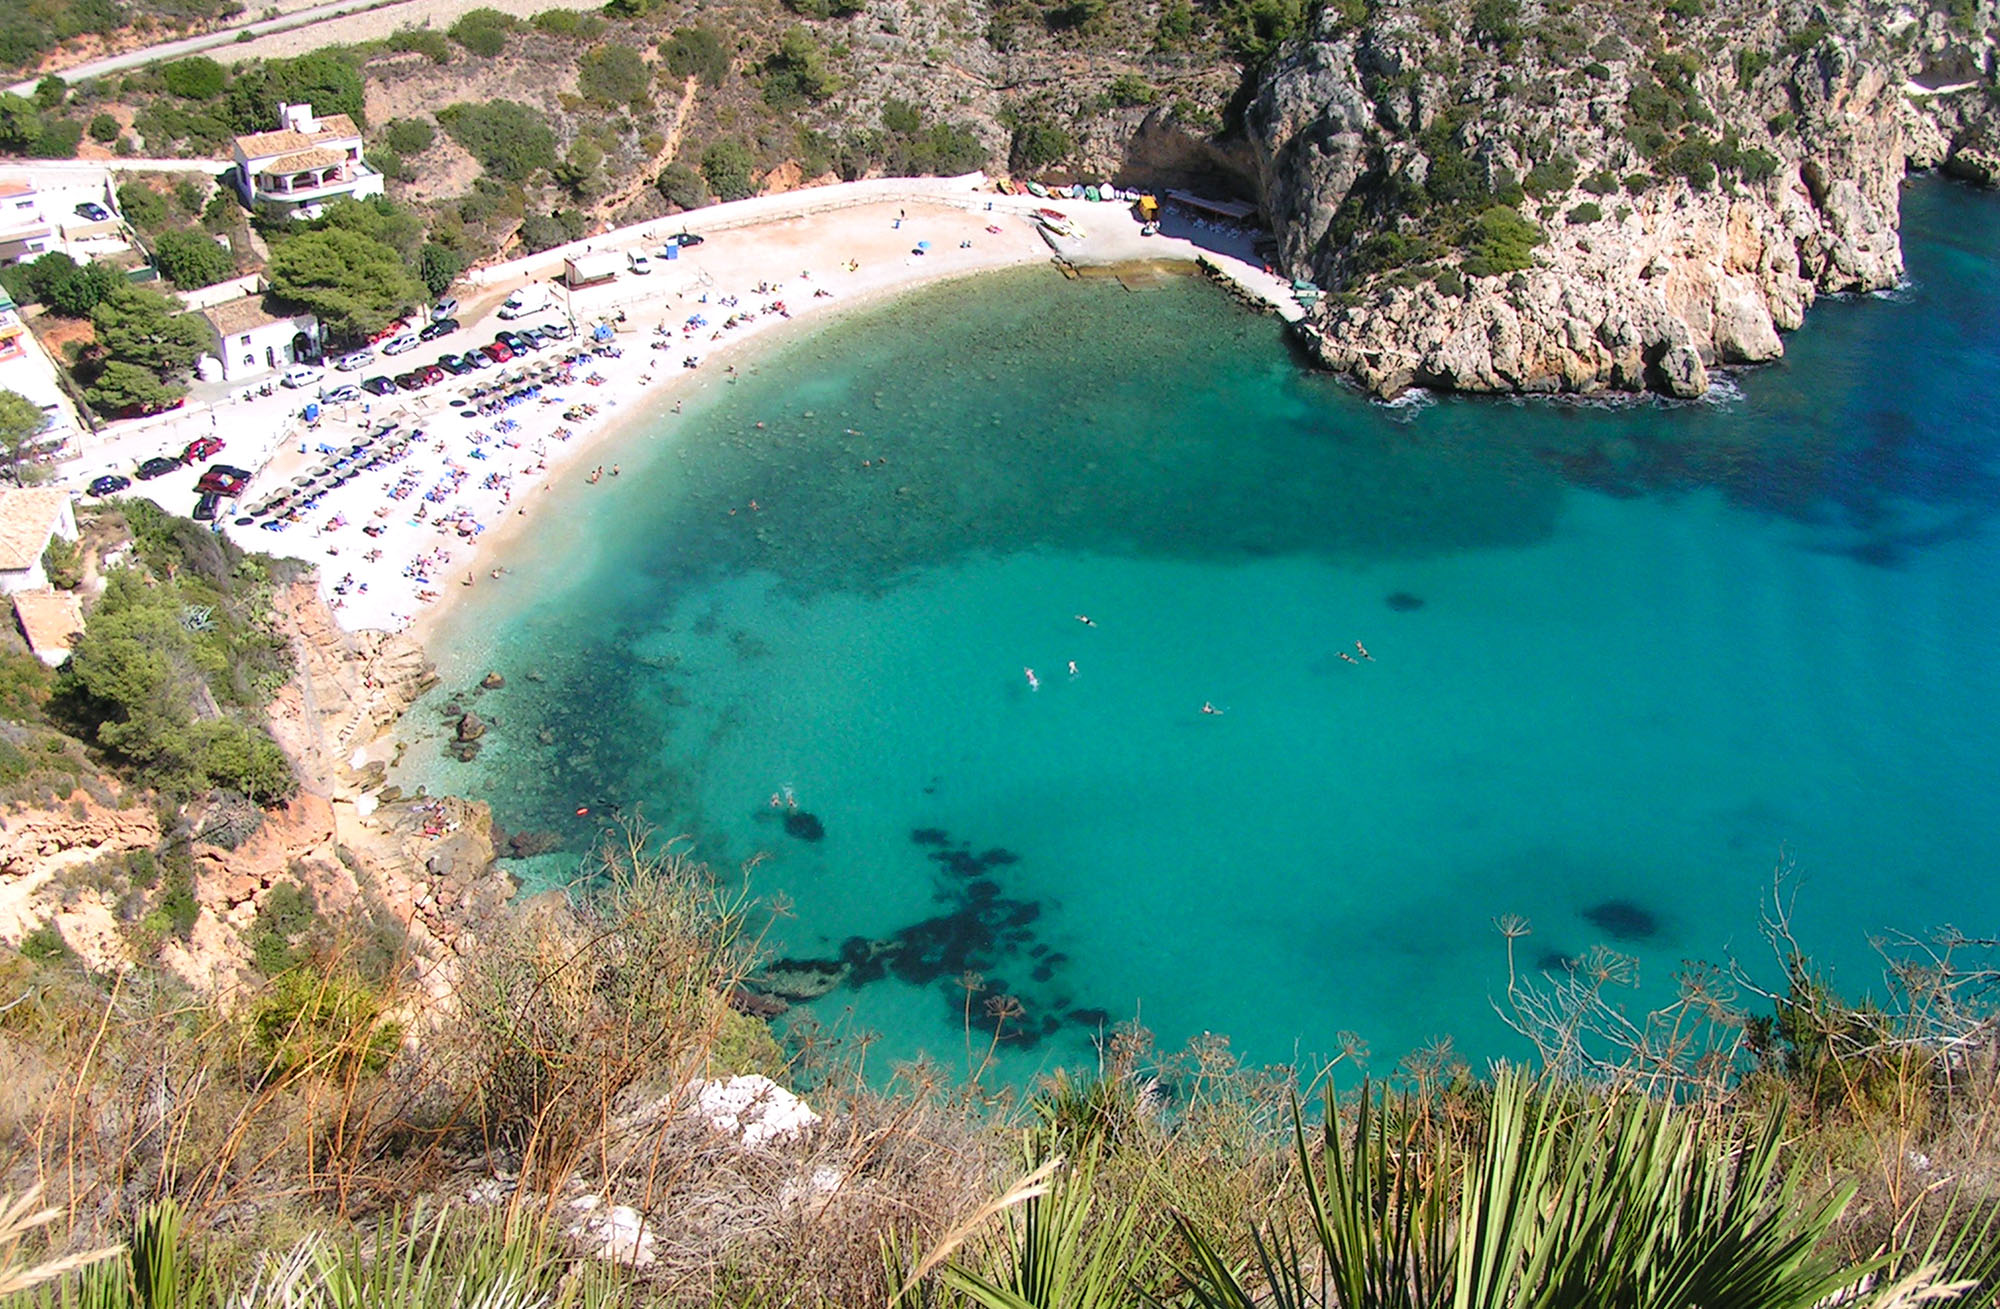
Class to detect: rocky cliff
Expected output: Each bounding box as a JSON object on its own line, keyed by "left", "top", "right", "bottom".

{"left": 1244, "top": 0, "right": 1999, "bottom": 398}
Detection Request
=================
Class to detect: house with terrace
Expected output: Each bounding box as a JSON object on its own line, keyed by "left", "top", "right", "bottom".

{"left": 231, "top": 103, "right": 382, "bottom": 220}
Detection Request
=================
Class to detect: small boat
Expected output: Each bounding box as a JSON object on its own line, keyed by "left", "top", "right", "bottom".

{"left": 1026, "top": 181, "right": 1050, "bottom": 198}
{"left": 1084, "top": 185, "right": 1100, "bottom": 202}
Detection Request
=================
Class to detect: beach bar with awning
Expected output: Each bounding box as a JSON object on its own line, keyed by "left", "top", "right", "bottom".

{"left": 1165, "top": 189, "right": 1260, "bottom": 222}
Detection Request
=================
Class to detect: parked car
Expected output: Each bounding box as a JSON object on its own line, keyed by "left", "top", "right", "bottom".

{"left": 381, "top": 332, "right": 420, "bottom": 356}
{"left": 481, "top": 341, "right": 512, "bottom": 364}
{"left": 495, "top": 331, "right": 529, "bottom": 353}
{"left": 437, "top": 354, "right": 473, "bottom": 375}
{"left": 393, "top": 371, "right": 424, "bottom": 391}
{"left": 192, "top": 492, "right": 221, "bottom": 521}
{"left": 361, "top": 375, "right": 399, "bottom": 396}
{"left": 668, "top": 231, "right": 704, "bottom": 247}
{"left": 87, "top": 474, "right": 130, "bottom": 497}
{"left": 196, "top": 464, "right": 252, "bottom": 496}
{"left": 320, "top": 383, "right": 361, "bottom": 404}
{"left": 280, "top": 365, "right": 323, "bottom": 389}
{"left": 538, "top": 320, "right": 574, "bottom": 340}
{"left": 431, "top": 298, "right": 458, "bottom": 321}
{"left": 334, "top": 348, "right": 374, "bottom": 372}
{"left": 626, "top": 250, "right": 651, "bottom": 275}
{"left": 419, "top": 318, "right": 457, "bottom": 342}
{"left": 74, "top": 201, "right": 110, "bottom": 222}
{"left": 461, "top": 350, "right": 490, "bottom": 370}
{"left": 416, "top": 363, "right": 445, "bottom": 386}
{"left": 182, "top": 435, "right": 224, "bottom": 462}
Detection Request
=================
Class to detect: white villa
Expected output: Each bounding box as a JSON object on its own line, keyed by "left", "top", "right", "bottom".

{"left": 202, "top": 293, "right": 321, "bottom": 383}
{"left": 231, "top": 103, "right": 382, "bottom": 220}
{"left": 0, "top": 488, "right": 78, "bottom": 597}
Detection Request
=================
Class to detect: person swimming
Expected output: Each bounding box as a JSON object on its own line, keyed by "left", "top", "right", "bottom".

{"left": 1202, "top": 702, "right": 1224, "bottom": 715}
{"left": 1356, "top": 640, "right": 1373, "bottom": 661}
{"left": 1338, "top": 651, "right": 1359, "bottom": 665}
{"left": 1075, "top": 614, "right": 1096, "bottom": 627}
{"left": 1067, "top": 660, "right": 1078, "bottom": 677}
{"left": 1025, "top": 667, "right": 1040, "bottom": 690}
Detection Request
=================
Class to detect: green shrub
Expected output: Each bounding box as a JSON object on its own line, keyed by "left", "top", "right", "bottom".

{"left": 661, "top": 25, "right": 729, "bottom": 81}
{"left": 1736, "top": 48, "right": 1771, "bottom": 87}
{"left": 532, "top": 8, "right": 605, "bottom": 37}
{"left": 151, "top": 228, "right": 234, "bottom": 289}
{"left": 384, "top": 116, "right": 434, "bottom": 154}
{"left": 449, "top": 7, "right": 515, "bottom": 56}
{"left": 250, "top": 969, "right": 400, "bottom": 1082}
{"left": 40, "top": 535, "right": 81, "bottom": 590}
{"left": 1623, "top": 170, "right": 1654, "bottom": 193}
{"left": 655, "top": 160, "right": 706, "bottom": 208}
{"left": 248, "top": 882, "right": 317, "bottom": 975}
{"left": 760, "top": 26, "right": 839, "bottom": 108}
{"left": 116, "top": 181, "right": 169, "bottom": 231}
{"left": 1566, "top": 200, "right": 1603, "bottom": 224}
{"left": 417, "top": 242, "right": 461, "bottom": 298}
{"left": 160, "top": 56, "right": 226, "bottom": 100}
{"left": 0, "top": 651, "right": 52, "bottom": 722}
{"left": 1663, "top": 0, "right": 1703, "bottom": 17}
{"left": 700, "top": 137, "right": 757, "bottom": 201}
{"left": 1433, "top": 265, "right": 1467, "bottom": 296}
{"left": 19, "top": 922, "right": 70, "bottom": 963}
{"left": 1768, "top": 110, "right": 1797, "bottom": 134}
{"left": 1011, "top": 118, "right": 1073, "bottom": 170}
{"left": 1470, "top": 0, "right": 1521, "bottom": 46}
{"left": 436, "top": 100, "right": 556, "bottom": 181}
{"left": 1459, "top": 203, "right": 1542, "bottom": 277}
{"left": 1522, "top": 155, "right": 1577, "bottom": 197}
{"left": 1785, "top": 23, "right": 1828, "bottom": 53}
{"left": 87, "top": 111, "right": 118, "bottom": 142}
{"left": 881, "top": 98, "right": 921, "bottom": 135}
{"left": 578, "top": 44, "right": 650, "bottom": 107}
{"left": 1107, "top": 72, "right": 1159, "bottom": 106}
{"left": 1582, "top": 168, "right": 1619, "bottom": 195}
{"left": 387, "top": 27, "right": 452, "bottom": 63}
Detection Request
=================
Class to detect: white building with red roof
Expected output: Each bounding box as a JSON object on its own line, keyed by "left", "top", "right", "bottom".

{"left": 231, "top": 103, "right": 382, "bottom": 220}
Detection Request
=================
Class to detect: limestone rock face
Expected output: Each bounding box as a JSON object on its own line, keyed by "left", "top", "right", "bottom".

{"left": 266, "top": 580, "right": 437, "bottom": 799}
{"left": 1241, "top": 0, "right": 1998, "bottom": 399}
{"left": 0, "top": 790, "right": 161, "bottom": 975}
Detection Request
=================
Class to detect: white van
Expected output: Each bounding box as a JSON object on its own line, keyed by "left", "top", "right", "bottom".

{"left": 380, "top": 331, "right": 419, "bottom": 356}
{"left": 499, "top": 285, "right": 551, "bottom": 320}
{"left": 627, "top": 250, "right": 651, "bottom": 275}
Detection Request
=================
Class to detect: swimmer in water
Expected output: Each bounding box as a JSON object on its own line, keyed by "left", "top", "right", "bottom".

{"left": 1025, "top": 667, "right": 1040, "bottom": 690}
{"left": 1202, "top": 702, "right": 1224, "bottom": 715}
{"left": 1338, "top": 651, "right": 1359, "bottom": 665}
{"left": 1068, "top": 660, "right": 1078, "bottom": 677}
{"left": 1356, "top": 640, "right": 1373, "bottom": 661}
{"left": 1075, "top": 614, "right": 1096, "bottom": 627}
{"left": 781, "top": 784, "right": 798, "bottom": 810}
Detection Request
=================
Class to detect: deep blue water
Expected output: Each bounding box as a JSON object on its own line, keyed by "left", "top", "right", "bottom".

{"left": 397, "top": 179, "right": 2000, "bottom": 1086}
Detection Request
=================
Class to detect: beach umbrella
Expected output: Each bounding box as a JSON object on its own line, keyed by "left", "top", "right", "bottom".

{"left": 917, "top": 241, "right": 931, "bottom": 249}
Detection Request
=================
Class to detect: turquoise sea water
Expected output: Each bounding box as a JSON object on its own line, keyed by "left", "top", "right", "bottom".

{"left": 398, "top": 180, "right": 2000, "bottom": 1085}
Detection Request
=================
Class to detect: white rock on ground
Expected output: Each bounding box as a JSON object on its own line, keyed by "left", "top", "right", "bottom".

{"left": 685, "top": 1074, "right": 820, "bottom": 1149}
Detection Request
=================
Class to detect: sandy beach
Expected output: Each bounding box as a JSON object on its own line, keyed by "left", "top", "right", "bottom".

{"left": 86, "top": 182, "right": 1289, "bottom": 638}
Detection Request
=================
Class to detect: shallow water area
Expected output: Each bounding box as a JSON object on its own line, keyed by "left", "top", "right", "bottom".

{"left": 398, "top": 180, "right": 2000, "bottom": 1085}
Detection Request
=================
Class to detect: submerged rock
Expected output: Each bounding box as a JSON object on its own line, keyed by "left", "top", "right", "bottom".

{"left": 1386, "top": 592, "right": 1425, "bottom": 611}
{"left": 456, "top": 712, "right": 487, "bottom": 742}
{"left": 783, "top": 810, "right": 825, "bottom": 842}
{"left": 481, "top": 671, "right": 506, "bottom": 690}
{"left": 1583, "top": 899, "right": 1660, "bottom": 941}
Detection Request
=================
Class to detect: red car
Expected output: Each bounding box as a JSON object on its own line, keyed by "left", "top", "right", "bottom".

{"left": 416, "top": 363, "right": 445, "bottom": 386}
{"left": 195, "top": 463, "right": 252, "bottom": 496}
{"left": 481, "top": 341, "right": 512, "bottom": 364}
{"left": 183, "top": 434, "right": 224, "bottom": 462}
{"left": 367, "top": 318, "right": 412, "bottom": 345}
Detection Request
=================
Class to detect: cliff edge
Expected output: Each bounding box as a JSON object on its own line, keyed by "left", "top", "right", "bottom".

{"left": 1246, "top": 0, "right": 1999, "bottom": 398}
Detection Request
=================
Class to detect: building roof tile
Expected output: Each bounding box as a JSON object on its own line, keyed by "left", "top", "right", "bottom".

{"left": 0, "top": 488, "right": 69, "bottom": 571}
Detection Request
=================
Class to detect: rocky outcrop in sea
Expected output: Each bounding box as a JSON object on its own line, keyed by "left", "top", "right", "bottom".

{"left": 1243, "top": 0, "right": 1999, "bottom": 398}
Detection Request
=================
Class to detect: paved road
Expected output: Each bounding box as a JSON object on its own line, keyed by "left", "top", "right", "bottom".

{"left": 7, "top": 0, "right": 409, "bottom": 95}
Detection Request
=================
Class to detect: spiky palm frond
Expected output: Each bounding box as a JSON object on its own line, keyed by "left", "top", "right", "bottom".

{"left": 1175, "top": 1071, "right": 1884, "bottom": 1309}
{"left": 0, "top": 1188, "right": 122, "bottom": 1300}
{"left": 941, "top": 1152, "right": 1143, "bottom": 1309}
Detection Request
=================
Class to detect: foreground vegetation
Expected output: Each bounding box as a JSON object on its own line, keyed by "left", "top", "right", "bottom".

{"left": 5, "top": 792, "right": 2000, "bottom": 1307}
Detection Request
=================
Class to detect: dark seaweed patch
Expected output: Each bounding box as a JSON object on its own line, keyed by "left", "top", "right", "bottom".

{"left": 784, "top": 810, "right": 826, "bottom": 842}
{"left": 1535, "top": 950, "right": 1578, "bottom": 973}
{"left": 910, "top": 827, "right": 951, "bottom": 846}
{"left": 1583, "top": 899, "right": 1658, "bottom": 941}
{"left": 1386, "top": 591, "right": 1426, "bottom": 611}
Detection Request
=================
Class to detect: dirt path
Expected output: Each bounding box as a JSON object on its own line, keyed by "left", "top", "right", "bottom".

{"left": 592, "top": 74, "right": 698, "bottom": 222}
